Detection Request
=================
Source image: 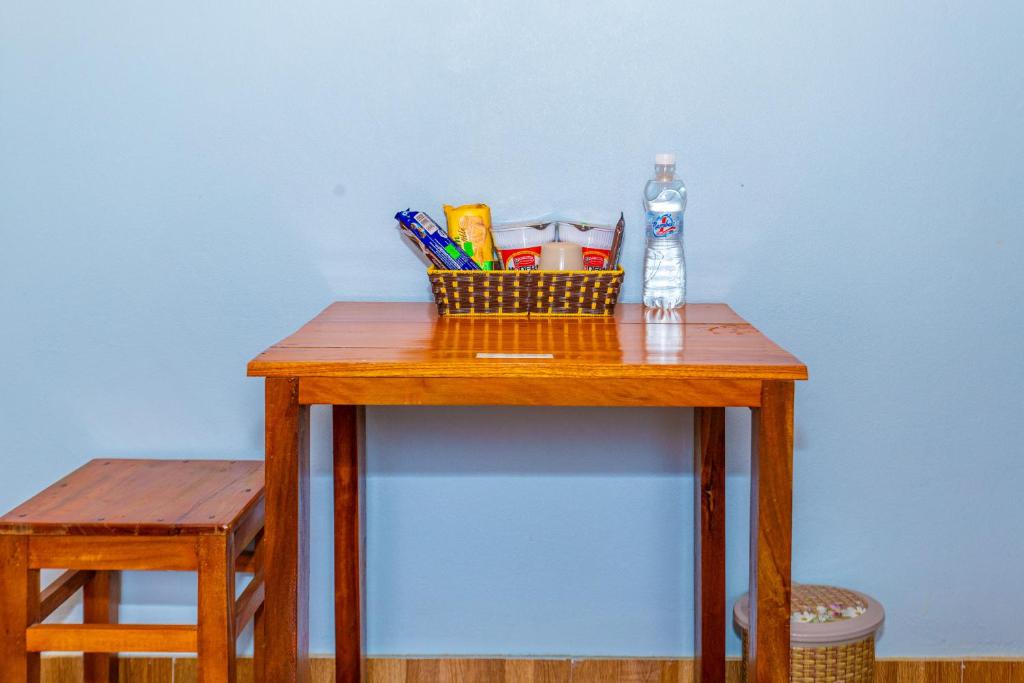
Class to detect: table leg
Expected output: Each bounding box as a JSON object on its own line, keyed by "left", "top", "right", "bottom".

{"left": 264, "top": 378, "right": 311, "bottom": 683}
{"left": 748, "top": 381, "right": 794, "bottom": 683}
{"left": 333, "top": 406, "right": 367, "bottom": 683}
{"left": 694, "top": 407, "right": 726, "bottom": 682}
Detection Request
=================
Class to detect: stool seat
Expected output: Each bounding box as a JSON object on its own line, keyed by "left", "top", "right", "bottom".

{"left": 0, "top": 459, "right": 264, "bottom": 536}
{"left": 0, "top": 459, "right": 265, "bottom": 683}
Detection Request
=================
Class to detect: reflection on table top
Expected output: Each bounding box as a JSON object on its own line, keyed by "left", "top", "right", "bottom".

{"left": 248, "top": 302, "right": 807, "bottom": 380}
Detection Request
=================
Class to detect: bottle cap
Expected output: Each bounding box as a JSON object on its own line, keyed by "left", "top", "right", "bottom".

{"left": 655, "top": 152, "right": 676, "bottom": 165}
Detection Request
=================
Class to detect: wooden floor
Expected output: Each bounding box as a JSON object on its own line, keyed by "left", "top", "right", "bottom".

{"left": 36, "top": 656, "right": 1024, "bottom": 682}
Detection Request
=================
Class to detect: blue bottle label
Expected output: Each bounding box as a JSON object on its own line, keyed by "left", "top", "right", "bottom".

{"left": 646, "top": 211, "right": 682, "bottom": 238}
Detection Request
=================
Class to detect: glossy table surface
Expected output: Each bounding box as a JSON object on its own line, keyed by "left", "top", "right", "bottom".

{"left": 248, "top": 302, "right": 806, "bottom": 380}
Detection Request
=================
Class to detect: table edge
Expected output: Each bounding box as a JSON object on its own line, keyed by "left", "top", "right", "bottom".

{"left": 246, "top": 361, "right": 809, "bottom": 381}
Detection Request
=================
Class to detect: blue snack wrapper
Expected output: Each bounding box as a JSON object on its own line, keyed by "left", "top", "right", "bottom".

{"left": 395, "top": 209, "right": 481, "bottom": 270}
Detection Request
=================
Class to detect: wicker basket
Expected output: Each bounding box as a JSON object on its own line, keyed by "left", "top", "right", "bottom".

{"left": 735, "top": 584, "right": 885, "bottom": 683}
{"left": 428, "top": 267, "right": 624, "bottom": 316}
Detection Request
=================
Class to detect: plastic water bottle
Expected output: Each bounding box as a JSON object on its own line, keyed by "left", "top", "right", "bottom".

{"left": 642, "top": 153, "right": 687, "bottom": 308}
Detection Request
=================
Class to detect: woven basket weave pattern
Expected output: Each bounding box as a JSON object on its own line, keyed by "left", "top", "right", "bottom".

{"left": 428, "top": 268, "right": 624, "bottom": 316}
{"left": 739, "top": 585, "right": 876, "bottom": 683}
{"left": 792, "top": 584, "right": 868, "bottom": 614}
{"left": 741, "top": 636, "right": 875, "bottom": 683}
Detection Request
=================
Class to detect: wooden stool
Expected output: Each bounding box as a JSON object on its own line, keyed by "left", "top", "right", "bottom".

{"left": 0, "top": 459, "right": 265, "bottom": 683}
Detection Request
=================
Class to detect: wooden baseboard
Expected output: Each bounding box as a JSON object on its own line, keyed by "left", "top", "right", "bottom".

{"left": 38, "top": 655, "right": 1024, "bottom": 682}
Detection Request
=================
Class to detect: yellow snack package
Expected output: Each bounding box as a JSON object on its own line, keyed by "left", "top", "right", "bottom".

{"left": 443, "top": 203, "right": 498, "bottom": 270}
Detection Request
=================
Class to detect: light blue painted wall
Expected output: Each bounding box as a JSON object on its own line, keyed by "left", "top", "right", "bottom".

{"left": 2, "top": 0, "right": 1022, "bottom": 658}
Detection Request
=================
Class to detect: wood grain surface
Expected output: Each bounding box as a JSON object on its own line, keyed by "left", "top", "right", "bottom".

{"left": 963, "top": 660, "right": 1024, "bottom": 682}
{"left": 25, "top": 624, "right": 198, "bottom": 653}
{"left": 381, "top": 659, "right": 573, "bottom": 683}
{"left": 117, "top": 658, "right": 175, "bottom": 683}
{"left": 83, "top": 570, "right": 119, "bottom": 682}
{"left": 299, "top": 377, "right": 763, "bottom": 407}
{"left": 333, "top": 405, "right": 367, "bottom": 683}
{"left": 0, "top": 535, "right": 40, "bottom": 681}
{"left": 28, "top": 536, "right": 199, "bottom": 571}
{"left": 747, "top": 381, "right": 794, "bottom": 683}
{"left": 263, "top": 377, "right": 311, "bottom": 683}
{"left": 876, "top": 659, "right": 963, "bottom": 682}
{"left": 0, "top": 459, "right": 264, "bottom": 536}
{"left": 40, "top": 656, "right": 173, "bottom": 683}
{"left": 693, "top": 407, "right": 726, "bottom": 683}
{"left": 571, "top": 658, "right": 689, "bottom": 682}
{"left": 197, "top": 534, "right": 235, "bottom": 682}
{"left": 234, "top": 572, "right": 264, "bottom": 636}
{"left": 174, "top": 658, "right": 260, "bottom": 683}
{"left": 247, "top": 303, "right": 806, "bottom": 381}
{"left": 32, "top": 657, "right": 1024, "bottom": 682}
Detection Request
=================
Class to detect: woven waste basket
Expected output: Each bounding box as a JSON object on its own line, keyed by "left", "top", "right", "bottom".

{"left": 734, "top": 584, "right": 885, "bottom": 683}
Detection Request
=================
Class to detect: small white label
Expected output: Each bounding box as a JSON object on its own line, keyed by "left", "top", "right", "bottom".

{"left": 475, "top": 352, "right": 554, "bottom": 359}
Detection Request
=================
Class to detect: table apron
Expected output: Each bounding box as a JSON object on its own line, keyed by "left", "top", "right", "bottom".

{"left": 298, "top": 376, "right": 762, "bottom": 407}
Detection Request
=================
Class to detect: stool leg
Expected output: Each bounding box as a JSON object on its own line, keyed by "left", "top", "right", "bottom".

{"left": 198, "top": 535, "right": 236, "bottom": 683}
{"left": 0, "top": 536, "right": 40, "bottom": 682}
{"left": 252, "top": 537, "right": 265, "bottom": 683}
{"left": 253, "top": 604, "right": 265, "bottom": 683}
{"left": 83, "top": 570, "right": 120, "bottom": 683}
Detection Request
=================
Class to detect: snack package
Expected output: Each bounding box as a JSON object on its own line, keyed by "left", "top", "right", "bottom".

{"left": 395, "top": 209, "right": 480, "bottom": 270}
{"left": 557, "top": 218, "right": 619, "bottom": 270}
{"left": 397, "top": 221, "right": 446, "bottom": 269}
{"left": 491, "top": 221, "right": 556, "bottom": 270}
{"left": 443, "top": 204, "right": 498, "bottom": 270}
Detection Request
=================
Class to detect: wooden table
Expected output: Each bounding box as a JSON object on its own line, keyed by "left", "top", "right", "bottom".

{"left": 247, "top": 302, "right": 807, "bottom": 683}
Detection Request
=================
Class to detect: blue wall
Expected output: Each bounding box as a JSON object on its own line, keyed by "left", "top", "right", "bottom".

{"left": 2, "top": 0, "right": 1022, "bottom": 658}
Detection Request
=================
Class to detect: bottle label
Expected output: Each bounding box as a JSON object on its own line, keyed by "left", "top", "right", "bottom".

{"left": 646, "top": 211, "right": 682, "bottom": 238}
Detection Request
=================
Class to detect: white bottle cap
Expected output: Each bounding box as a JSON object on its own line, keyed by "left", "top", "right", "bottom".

{"left": 655, "top": 152, "right": 676, "bottom": 165}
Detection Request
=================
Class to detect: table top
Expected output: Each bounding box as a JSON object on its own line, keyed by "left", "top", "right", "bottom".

{"left": 247, "top": 303, "right": 806, "bottom": 381}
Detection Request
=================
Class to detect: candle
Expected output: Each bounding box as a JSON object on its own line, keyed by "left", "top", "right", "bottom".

{"left": 538, "top": 242, "right": 584, "bottom": 271}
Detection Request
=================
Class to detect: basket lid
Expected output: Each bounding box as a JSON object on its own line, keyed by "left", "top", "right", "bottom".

{"left": 734, "top": 584, "right": 884, "bottom": 646}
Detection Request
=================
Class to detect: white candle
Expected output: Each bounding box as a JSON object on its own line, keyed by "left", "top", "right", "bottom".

{"left": 538, "top": 242, "right": 584, "bottom": 271}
